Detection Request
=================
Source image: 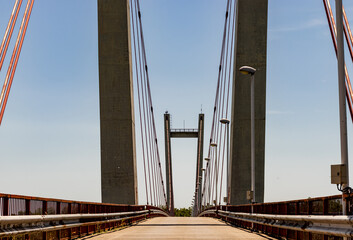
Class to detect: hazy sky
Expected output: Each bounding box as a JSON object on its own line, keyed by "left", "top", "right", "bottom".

{"left": 1, "top": 0, "right": 353, "bottom": 208}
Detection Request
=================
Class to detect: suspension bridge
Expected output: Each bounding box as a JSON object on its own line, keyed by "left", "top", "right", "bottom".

{"left": 0, "top": 0, "right": 353, "bottom": 239}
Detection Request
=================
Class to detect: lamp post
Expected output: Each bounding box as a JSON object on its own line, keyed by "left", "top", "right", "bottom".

{"left": 195, "top": 183, "right": 200, "bottom": 214}
{"left": 201, "top": 169, "right": 205, "bottom": 209}
{"left": 335, "top": 0, "right": 350, "bottom": 222}
{"left": 198, "top": 176, "right": 203, "bottom": 212}
{"left": 220, "top": 118, "right": 230, "bottom": 204}
{"left": 239, "top": 66, "right": 256, "bottom": 205}
{"left": 204, "top": 158, "right": 210, "bottom": 206}
{"left": 210, "top": 142, "right": 218, "bottom": 206}
{"left": 240, "top": 65, "right": 256, "bottom": 230}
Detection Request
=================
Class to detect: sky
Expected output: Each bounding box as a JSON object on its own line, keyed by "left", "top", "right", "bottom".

{"left": 1, "top": 0, "right": 353, "bottom": 208}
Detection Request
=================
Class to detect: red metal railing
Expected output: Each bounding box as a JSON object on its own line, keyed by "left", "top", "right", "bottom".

{"left": 200, "top": 194, "right": 353, "bottom": 239}
{"left": 0, "top": 193, "right": 167, "bottom": 240}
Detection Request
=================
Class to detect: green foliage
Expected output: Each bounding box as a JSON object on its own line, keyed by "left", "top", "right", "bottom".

{"left": 174, "top": 207, "right": 191, "bottom": 217}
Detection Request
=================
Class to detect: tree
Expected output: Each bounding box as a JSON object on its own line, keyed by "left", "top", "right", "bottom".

{"left": 174, "top": 207, "right": 191, "bottom": 217}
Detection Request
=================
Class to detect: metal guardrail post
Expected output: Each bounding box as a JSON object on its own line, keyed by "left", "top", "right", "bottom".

{"left": 3, "top": 198, "right": 9, "bottom": 240}
{"left": 295, "top": 201, "right": 300, "bottom": 240}
{"left": 323, "top": 198, "right": 329, "bottom": 240}
{"left": 68, "top": 202, "right": 72, "bottom": 239}
{"left": 25, "top": 199, "right": 30, "bottom": 240}
{"left": 3, "top": 197, "right": 8, "bottom": 216}
{"left": 307, "top": 200, "right": 312, "bottom": 240}
{"left": 57, "top": 202, "right": 61, "bottom": 239}
{"left": 42, "top": 201, "right": 48, "bottom": 240}
{"left": 283, "top": 203, "right": 288, "bottom": 238}
{"left": 274, "top": 203, "right": 279, "bottom": 237}
{"left": 25, "top": 199, "right": 30, "bottom": 215}
{"left": 77, "top": 203, "right": 82, "bottom": 238}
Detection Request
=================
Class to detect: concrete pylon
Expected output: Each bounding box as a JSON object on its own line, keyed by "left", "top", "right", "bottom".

{"left": 195, "top": 114, "right": 204, "bottom": 212}
{"left": 164, "top": 113, "right": 204, "bottom": 215}
{"left": 229, "top": 0, "right": 268, "bottom": 205}
{"left": 164, "top": 113, "right": 174, "bottom": 215}
{"left": 98, "top": 0, "right": 138, "bottom": 204}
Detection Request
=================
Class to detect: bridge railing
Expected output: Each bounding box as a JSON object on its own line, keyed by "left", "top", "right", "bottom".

{"left": 0, "top": 193, "right": 168, "bottom": 239}
{"left": 199, "top": 194, "right": 353, "bottom": 239}
{"left": 170, "top": 128, "right": 198, "bottom": 132}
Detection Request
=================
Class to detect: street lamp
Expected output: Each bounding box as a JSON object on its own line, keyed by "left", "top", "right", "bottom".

{"left": 220, "top": 118, "right": 230, "bottom": 204}
{"left": 198, "top": 176, "right": 203, "bottom": 211}
{"left": 204, "top": 158, "right": 210, "bottom": 206}
{"left": 201, "top": 170, "right": 205, "bottom": 207}
{"left": 333, "top": 0, "right": 350, "bottom": 223}
{"left": 239, "top": 66, "right": 256, "bottom": 75}
{"left": 196, "top": 183, "right": 200, "bottom": 213}
{"left": 239, "top": 66, "right": 256, "bottom": 205}
{"left": 210, "top": 142, "right": 218, "bottom": 206}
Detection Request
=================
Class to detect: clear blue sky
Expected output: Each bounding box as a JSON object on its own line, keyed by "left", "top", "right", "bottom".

{"left": 1, "top": 0, "right": 353, "bottom": 208}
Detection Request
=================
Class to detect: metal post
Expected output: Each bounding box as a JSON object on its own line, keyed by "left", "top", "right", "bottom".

{"left": 250, "top": 73, "right": 255, "bottom": 204}
{"left": 3, "top": 197, "right": 9, "bottom": 216}
{"left": 220, "top": 118, "right": 231, "bottom": 205}
{"left": 210, "top": 143, "right": 218, "bottom": 206}
{"left": 196, "top": 184, "right": 199, "bottom": 214}
{"left": 214, "top": 145, "right": 218, "bottom": 206}
{"left": 250, "top": 72, "right": 255, "bottom": 231}
{"left": 226, "top": 122, "right": 230, "bottom": 204}
{"left": 208, "top": 165, "right": 211, "bottom": 207}
{"left": 239, "top": 66, "right": 256, "bottom": 206}
{"left": 198, "top": 177, "right": 202, "bottom": 213}
{"left": 335, "top": 0, "right": 349, "bottom": 219}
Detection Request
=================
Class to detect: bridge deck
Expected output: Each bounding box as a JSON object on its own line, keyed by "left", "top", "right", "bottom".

{"left": 82, "top": 217, "right": 274, "bottom": 239}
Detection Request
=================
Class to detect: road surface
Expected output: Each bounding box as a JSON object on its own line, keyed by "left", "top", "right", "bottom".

{"left": 81, "top": 217, "right": 274, "bottom": 240}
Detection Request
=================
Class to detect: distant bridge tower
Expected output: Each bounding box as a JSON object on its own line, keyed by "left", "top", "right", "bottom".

{"left": 229, "top": 0, "right": 268, "bottom": 205}
{"left": 164, "top": 113, "right": 204, "bottom": 215}
{"left": 98, "top": 0, "right": 138, "bottom": 204}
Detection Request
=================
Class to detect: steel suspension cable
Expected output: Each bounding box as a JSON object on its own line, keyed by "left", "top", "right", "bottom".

{"left": 138, "top": 1, "right": 167, "bottom": 207}
{"left": 131, "top": 0, "right": 167, "bottom": 207}
{"left": 135, "top": 2, "right": 158, "bottom": 206}
{"left": 202, "top": 0, "right": 236, "bottom": 208}
{"left": 211, "top": 0, "right": 233, "bottom": 206}
{"left": 0, "top": 0, "right": 22, "bottom": 72}
{"left": 216, "top": 0, "right": 234, "bottom": 205}
{"left": 135, "top": 2, "right": 160, "bottom": 206}
{"left": 130, "top": 0, "right": 149, "bottom": 205}
{"left": 0, "top": 0, "right": 34, "bottom": 125}
{"left": 218, "top": 0, "right": 236, "bottom": 205}
{"left": 343, "top": 10, "right": 353, "bottom": 99}
{"left": 135, "top": 3, "right": 155, "bottom": 206}
{"left": 225, "top": 1, "right": 236, "bottom": 202}
{"left": 204, "top": 0, "right": 231, "bottom": 206}
{"left": 323, "top": 0, "right": 353, "bottom": 121}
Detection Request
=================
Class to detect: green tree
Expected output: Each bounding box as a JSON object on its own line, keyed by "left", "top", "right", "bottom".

{"left": 174, "top": 207, "right": 191, "bottom": 217}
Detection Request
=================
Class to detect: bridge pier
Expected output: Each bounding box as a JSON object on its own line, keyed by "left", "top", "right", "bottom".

{"left": 230, "top": 0, "right": 268, "bottom": 205}
{"left": 98, "top": 0, "right": 138, "bottom": 204}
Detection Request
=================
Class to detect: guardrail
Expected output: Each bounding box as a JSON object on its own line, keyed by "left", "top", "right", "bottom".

{"left": 170, "top": 128, "right": 198, "bottom": 132}
{"left": 0, "top": 193, "right": 168, "bottom": 239}
{"left": 199, "top": 194, "right": 353, "bottom": 239}
{"left": 201, "top": 209, "right": 353, "bottom": 238}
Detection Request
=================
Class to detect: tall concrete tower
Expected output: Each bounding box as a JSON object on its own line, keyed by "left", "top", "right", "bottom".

{"left": 98, "top": 0, "right": 138, "bottom": 204}
{"left": 230, "top": 0, "right": 268, "bottom": 205}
